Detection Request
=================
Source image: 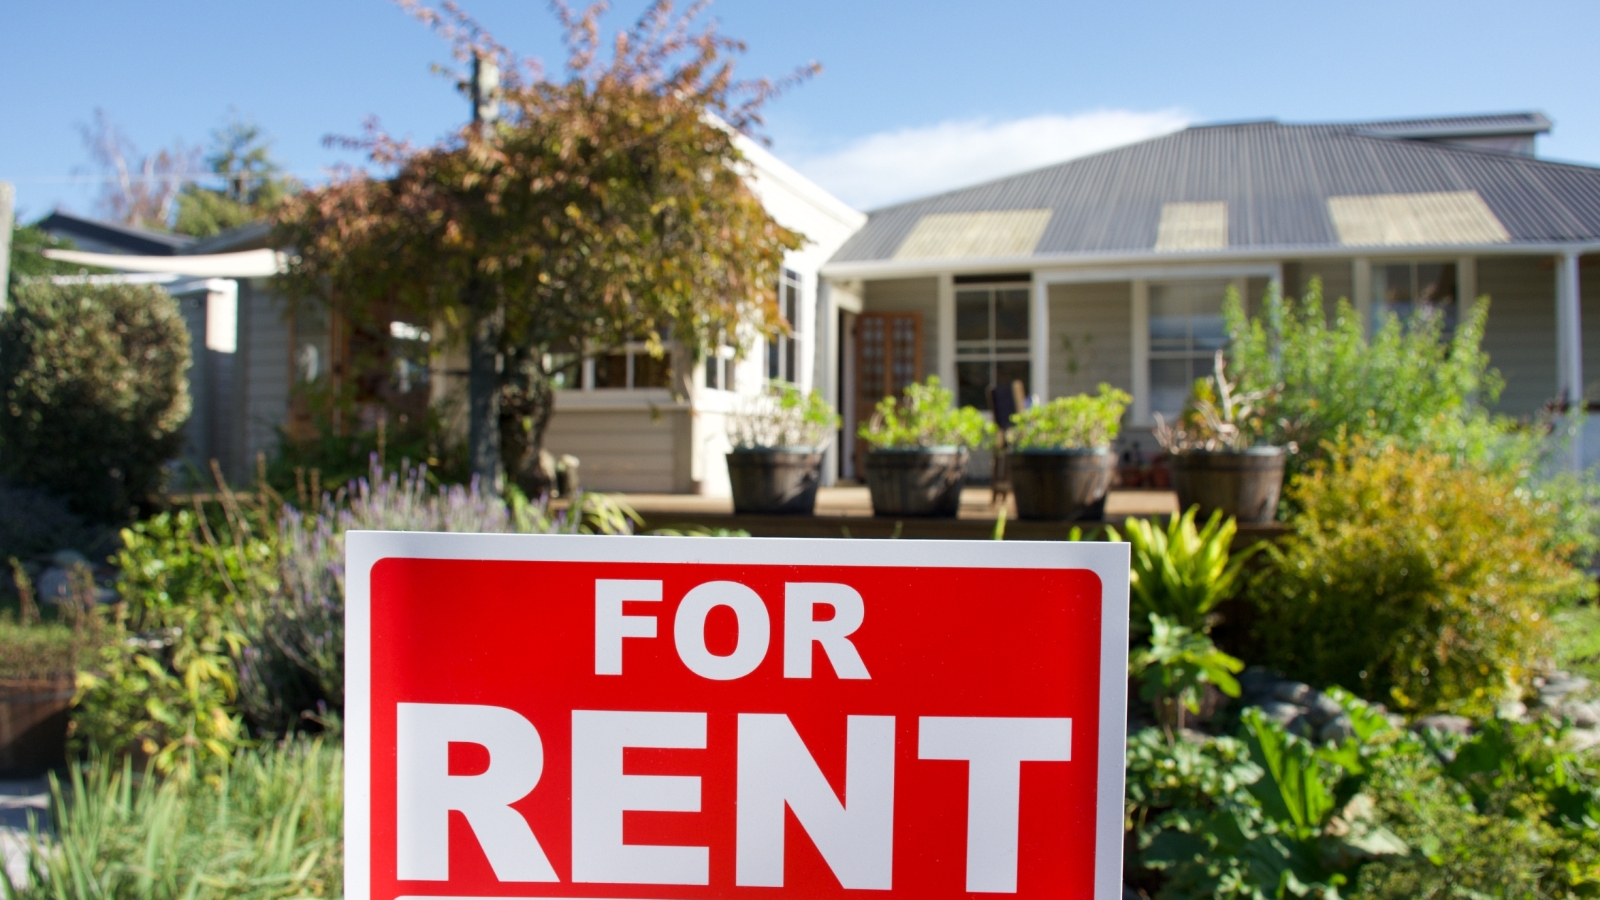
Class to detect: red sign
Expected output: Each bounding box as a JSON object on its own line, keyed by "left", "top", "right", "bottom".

{"left": 346, "top": 535, "right": 1130, "bottom": 900}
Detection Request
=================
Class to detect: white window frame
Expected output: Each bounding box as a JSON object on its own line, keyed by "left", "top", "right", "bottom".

{"left": 951, "top": 279, "right": 1034, "bottom": 412}
{"left": 766, "top": 267, "right": 807, "bottom": 387}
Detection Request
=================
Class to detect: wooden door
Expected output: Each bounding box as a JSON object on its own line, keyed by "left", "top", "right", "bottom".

{"left": 852, "top": 312, "right": 923, "bottom": 473}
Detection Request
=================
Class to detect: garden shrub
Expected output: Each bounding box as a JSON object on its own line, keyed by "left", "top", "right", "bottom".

{"left": 74, "top": 509, "right": 270, "bottom": 770}
{"left": 1223, "top": 279, "right": 1501, "bottom": 475}
{"left": 7, "top": 738, "right": 342, "bottom": 900}
{"left": 1246, "top": 437, "right": 1594, "bottom": 716}
{"left": 1008, "top": 383, "right": 1130, "bottom": 450}
{"left": 0, "top": 281, "right": 191, "bottom": 523}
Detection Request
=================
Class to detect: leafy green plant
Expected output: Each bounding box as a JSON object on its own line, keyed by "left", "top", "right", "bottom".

{"left": 1130, "top": 614, "right": 1244, "bottom": 729}
{"left": 858, "top": 376, "right": 994, "bottom": 450}
{"left": 1245, "top": 437, "right": 1594, "bottom": 716}
{"left": 1008, "top": 383, "right": 1131, "bottom": 450}
{"left": 728, "top": 380, "right": 841, "bottom": 449}
{"left": 1136, "top": 697, "right": 1409, "bottom": 900}
{"left": 74, "top": 510, "right": 266, "bottom": 771}
{"left": 1110, "top": 508, "right": 1257, "bottom": 635}
{"left": 0, "top": 281, "right": 191, "bottom": 523}
{"left": 1223, "top": 280, "right": 1501, "bottom": 475}
{"left": 5, "top": 738, "right": 342, "bottom": 900}
{"left": 1153, "top": 351, "right": 1277, "bottom": 453}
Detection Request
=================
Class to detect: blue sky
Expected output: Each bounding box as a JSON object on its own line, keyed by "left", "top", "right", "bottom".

{"left": 4, "top": 0, "right": 1599, "bottom": 219}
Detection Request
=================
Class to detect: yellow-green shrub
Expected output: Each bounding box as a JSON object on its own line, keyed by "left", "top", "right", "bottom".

{"left": 1246, "top": 438, "right": 1593, "bottom": 716}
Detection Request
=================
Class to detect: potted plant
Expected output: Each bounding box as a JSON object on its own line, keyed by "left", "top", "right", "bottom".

{"left": 1153, "top": 351, "right": 1288, "bottom": 524}
{"left": 725, "top": 382, "right": 840, "bottom": 514}
{"left": 1, "top": 563, "right": 87, "bottom": 777}
{"left": 858, "top": 377, "right": 993, "bottom": 517}
{"left": 1006, "top": 383, "right": 1131, "bottom": 520}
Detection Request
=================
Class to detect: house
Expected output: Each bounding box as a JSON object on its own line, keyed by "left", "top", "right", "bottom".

{"left": 39, "top": 111, "right": 1600, "bottom": 492}
{"left": 816, "top": 112, "right": 1600, "bottom": 479}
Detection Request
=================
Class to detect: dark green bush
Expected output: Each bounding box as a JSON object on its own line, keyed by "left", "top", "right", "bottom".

{"left": 1245, "top": 438, "right": 1594, "bottom": 716}
{"left": 0, "top": 281, "right": 191, "bottom": 523}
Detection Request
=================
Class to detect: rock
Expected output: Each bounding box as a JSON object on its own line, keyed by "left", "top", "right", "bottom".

{"left": 1539, "top": 674, "right": 1592, "bottom": 706}
{"left": 1238, "top": 667, "right": 1280, "bottom": 700}
{"left": 34, "top": 567, "right": 71, "bottom": 603}
{"left": 49, "top": 548, "right": 88, "bottom": 568}
{"left": 1415, "top": 714, "right": 1473, "bottom": 736}
{"left": 1319, "top": 714, "right": 1355, "bottom": 743}
{"left": 1286, "top": 714, "right": 1315, "bottom": 739}
{"left": 1307, "top": 692, "right": 1344, "bottom": 725}
{"left": 1257, "top": 700, "right": 1303, "bottom": 724}
{"left": 1566, "top": 701, "right": 1600, "bottom": 729}
{"left": 1272, "top": 681, "right": 1315, "bottom": 705}
{"left": 1498, "top": 700, "right": 1528, "bottom": 721}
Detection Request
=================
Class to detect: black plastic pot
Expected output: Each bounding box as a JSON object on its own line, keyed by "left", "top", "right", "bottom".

{"left": 1170, "top": 447, "right": 1287, "bottom": 524}
{"left": 1009, "top": 447, "right": 1117, "bottom": 521}
{"left": 0, "top": 675, "right": 73, "bottom": 777}
{"left": 726, "top": 448, "right": 825, "bottom": 515}
{"left": 864, "top": 447, "right": 968, "bottom": 518}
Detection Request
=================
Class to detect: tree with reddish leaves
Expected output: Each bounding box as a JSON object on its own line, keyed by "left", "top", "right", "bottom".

{"left": 273, "top": 1, "right": 812, "bottom": 493}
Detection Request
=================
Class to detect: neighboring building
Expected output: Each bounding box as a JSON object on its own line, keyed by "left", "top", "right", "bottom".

{"left": 818, "top": 112, "right": 1600, "bottom": 478}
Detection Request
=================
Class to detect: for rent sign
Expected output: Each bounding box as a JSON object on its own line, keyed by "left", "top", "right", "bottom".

{"left": 346, "top": 534, "right": 1130, "bottom": 900}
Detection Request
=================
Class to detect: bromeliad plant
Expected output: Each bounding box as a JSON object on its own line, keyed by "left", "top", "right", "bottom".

{"left": 1008, "top": 383, "right": 1131, "bottom": 450}
{"left": 1110, "top": 508, "right": 1257, "bottom": 636}
{"left": 728, "top": 381, "right": 840, "bottom": 450}
{"left": 858, "top": 376, "right": 993, "bottom": 450}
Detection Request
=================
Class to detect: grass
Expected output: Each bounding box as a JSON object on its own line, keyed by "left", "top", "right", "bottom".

{"left": 1552, "top": 601, "right": 1600, "bottom": 682}
{"left": 3, "top": 738, "right": 342, "bottom": 900}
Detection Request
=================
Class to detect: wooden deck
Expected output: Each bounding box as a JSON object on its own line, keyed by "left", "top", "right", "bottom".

{"left": 609, "top": 487, "right": 1282, "bottom": 542}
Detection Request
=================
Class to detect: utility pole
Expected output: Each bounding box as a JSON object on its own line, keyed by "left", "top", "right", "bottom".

{"left": 0, "top": 181, "right": 14, "bottom": 310}
{"left": 471, "top": 54, "right": 501, "bottom": 138}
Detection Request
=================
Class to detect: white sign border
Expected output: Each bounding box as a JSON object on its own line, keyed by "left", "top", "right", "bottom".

{"left": 345, "top": 532, "right": 1131, "bottom": 900}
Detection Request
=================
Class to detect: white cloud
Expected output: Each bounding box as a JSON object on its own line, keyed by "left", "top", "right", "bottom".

{"left": 792, "top": 109, "right": 1192, "bottom": 210}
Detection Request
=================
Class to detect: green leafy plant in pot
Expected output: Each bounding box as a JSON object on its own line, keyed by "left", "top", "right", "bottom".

{"left": 1006, "top": 383, "right": 1130, "bottom": 520}
{"left": 725, "top": 382, "right": 840, "bottom": 514}
{"left": 858, "top": 377, "right": 994, "bottom": 517}
{"left": 1154, "top": 351, "right": 1289, "bottom": 524}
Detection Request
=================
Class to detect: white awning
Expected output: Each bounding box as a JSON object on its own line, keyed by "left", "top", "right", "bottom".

{"left": 42, "top": 248, "right": 287, "bottom": 278}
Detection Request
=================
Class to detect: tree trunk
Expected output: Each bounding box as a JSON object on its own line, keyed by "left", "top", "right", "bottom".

{"left": 500, "top": 347, "right": 557, "bottom": 497}
{"left": 467, "top": 290, "right": 504, "bottom": 492}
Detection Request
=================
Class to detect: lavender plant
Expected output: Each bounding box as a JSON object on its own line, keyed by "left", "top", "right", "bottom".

{"left": 239, "top": 458, "right": 638, "bottom": 736}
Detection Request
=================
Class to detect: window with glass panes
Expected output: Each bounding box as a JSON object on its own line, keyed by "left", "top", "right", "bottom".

{"left": 704, "top": 343, "right": 738, "bottom": 392}
{"left": 551, "top": 340, "right": 672, "bottom": 390}
{"left": 767, "top": 268, "right": 803, "bottom": 384}
{"left": 1148, "top": 279, "right": 1231, "bottom": 419}
{"left": 1373, "top": 262, "right": 1458, "bottom": 334}
{"left": 955, "top": 283, "right": 1031, "bottom": 410}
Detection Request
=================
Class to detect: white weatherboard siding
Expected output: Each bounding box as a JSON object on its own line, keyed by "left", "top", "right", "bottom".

{"left": 1047, "top": 282, "right": 1134, "bottom": 401}
{"left": 1477, "top": 256, "right": 1557, "bottom": 415}
{"left": 543, "top": 398, "right": 690, "bottom": 494}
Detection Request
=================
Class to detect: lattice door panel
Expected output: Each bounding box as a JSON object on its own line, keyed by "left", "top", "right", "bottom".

{"left": 853, "top": 312, "right": 923, "bottom": 471}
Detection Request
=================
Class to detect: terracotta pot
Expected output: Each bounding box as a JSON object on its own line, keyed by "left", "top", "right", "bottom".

{"left": 1009, "top": 448, "right": 1117, "bottom": 521}
{"left": 726, "top": 448, "right": 825, "bottom": 515}
{"left": 1170, "top": 447, "right": 1286, "bottom": 524}
{"left": 0, "top": 675, "right": 74, "bottom": 777}
{"left": 864, "top": 447, "right": 968, "bottom": 518}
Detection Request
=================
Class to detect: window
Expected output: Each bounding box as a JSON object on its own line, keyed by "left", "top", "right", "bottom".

{"left": 704, "top": 344, "right": 738, "bottom": 392}
{"left": 955, "top": 284, "right": 1030, "bottom": 410}
{"left": 1148, "top": 279, "right": 1231, "bottom": 418}
{"left": 553, "top": 341, "right": 672, "bottom": 390}
{"left": 1374, "top": 262, "right": 1457, "bottom": 333}
{"left": 766, "top": 268, "right": 804, "bottom": 384}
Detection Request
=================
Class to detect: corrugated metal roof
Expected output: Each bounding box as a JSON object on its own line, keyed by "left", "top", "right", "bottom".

{"left": 828, "top": 114, "right": 1600, "bottom": 266}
